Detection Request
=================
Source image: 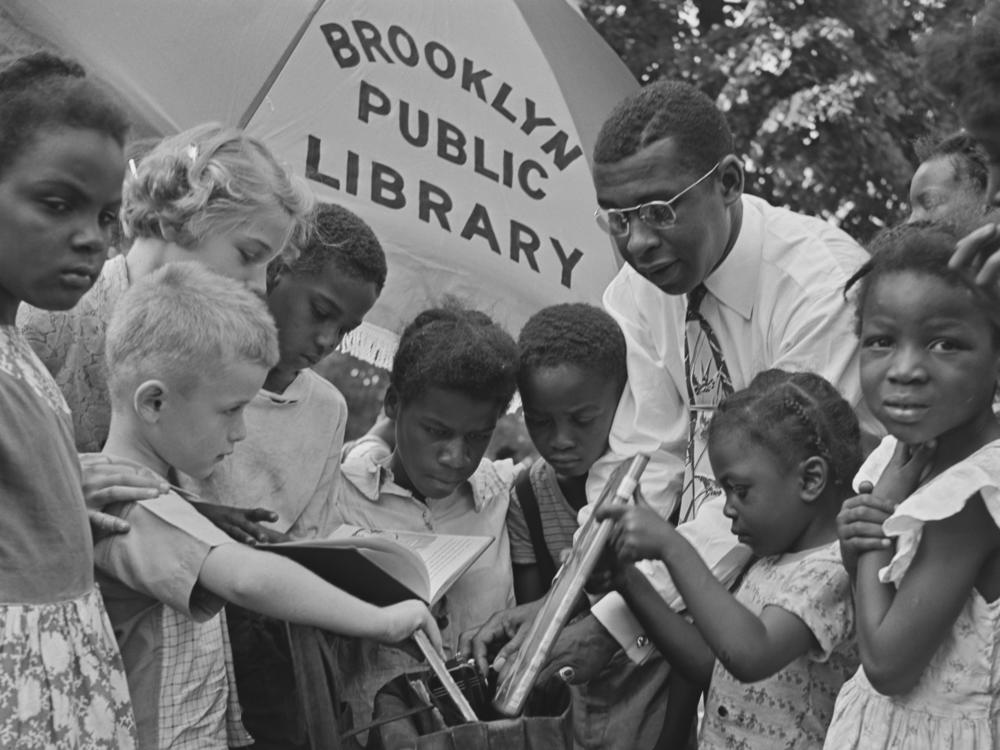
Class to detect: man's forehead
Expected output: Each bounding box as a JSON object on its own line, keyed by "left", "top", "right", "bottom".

{"left": 593, "top": 136, "right": 691, "bottom": 202}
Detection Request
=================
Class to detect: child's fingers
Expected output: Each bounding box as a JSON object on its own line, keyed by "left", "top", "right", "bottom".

{"left": 418, "top": 607, "right": 444, "bottom": 657}
{"left": 595, "top": 504, "right": 628, "bottom": 523}
{"left": 88, "top": 509, "right": 130, "bottom": 539}
{"left": 950, "top": 223, "right": 998, "bottom": 277}
{"left": 844, "top": 536, "right": 892, "bottom": 552}
{"left": 244, "top": 507, "right": 280, "bottom": 523}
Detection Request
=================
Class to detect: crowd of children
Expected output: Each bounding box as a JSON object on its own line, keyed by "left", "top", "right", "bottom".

{"left": 2, "top": 1, "right": 1000, "bottom": 748}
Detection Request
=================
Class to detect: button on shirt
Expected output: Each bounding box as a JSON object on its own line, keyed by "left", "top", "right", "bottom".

{"left": 586, "top": 194, "right": 874, "bottom": 663}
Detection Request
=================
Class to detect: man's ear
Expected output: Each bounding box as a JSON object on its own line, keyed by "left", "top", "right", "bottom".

{"left": 134, "top": 379, "right": 168, "bottom": 424}
{"left": 383, "top": 385, "right": 401, "bottom": 421}
{"left": 718, "top": 154, "right": 744, "bottom": 205}
{"left": 799, "top": 456, "right": 829, "bottom": 503}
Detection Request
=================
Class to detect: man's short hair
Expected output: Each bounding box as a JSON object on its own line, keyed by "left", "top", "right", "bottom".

{"left": 106, "top": 262, "right": 279, "bottom": 402}
{"left": 593, "top": 80, "right": 733, "bottom": 173}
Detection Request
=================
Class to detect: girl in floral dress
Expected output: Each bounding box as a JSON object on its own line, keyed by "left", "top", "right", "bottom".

{"left": 828, "top": 221, "right": 1000, "bottom": 747}
{"left": 598, "top": 369, "right": 861, "bottom": 749}
{"left": 0, "top": 52, "right": 136, "bottom": 748}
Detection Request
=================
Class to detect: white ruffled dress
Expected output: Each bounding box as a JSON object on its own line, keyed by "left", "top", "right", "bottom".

{"left": 824, "top": 437, "right": 1000, "bottom": 749}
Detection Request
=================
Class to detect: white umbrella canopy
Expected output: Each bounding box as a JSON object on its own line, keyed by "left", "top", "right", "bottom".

{"left": 3, "top": 0, "right": 322, "bottom": 136}
{"left": 7, "top": 0, "right": 637, "bottom": 363}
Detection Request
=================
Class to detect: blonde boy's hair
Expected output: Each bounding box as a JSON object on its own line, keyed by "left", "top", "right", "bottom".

{"left": 120, "top": 122, "right": 314, "bottom": 259}
{"left": 105, "top": 263, "right": 279, "bottom": 403}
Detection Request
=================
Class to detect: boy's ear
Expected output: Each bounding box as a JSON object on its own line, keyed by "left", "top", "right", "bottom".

{"left": 799, "top": 456, "right": 828, "bottom": 503}
{"left": 383, "top": 385, "right": 400, "bottom": 420}
{"left": 134, "top": 379, "right": 168, "bottom": 423}
{"left": 718, "top": 155, "right": 744, "bottom": 206}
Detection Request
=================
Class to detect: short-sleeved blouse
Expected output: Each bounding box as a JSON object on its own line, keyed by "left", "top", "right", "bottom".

{"left": 824, "top": 436, "right": 1000, "bottom": 749}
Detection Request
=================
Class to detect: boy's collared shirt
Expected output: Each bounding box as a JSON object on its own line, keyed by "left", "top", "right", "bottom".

{"left": 95, "top": 492, "right": 250, "bottom": 750}
{"left": 335, "top": 435, "right": 515, "bottom": 637}
{"left": 333, "top": 435, "right": 515, "bottom": 727}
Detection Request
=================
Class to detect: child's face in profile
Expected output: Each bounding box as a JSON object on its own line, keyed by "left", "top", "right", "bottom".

{"left": 167, "top": 208, "right": 292, "bottom": 294}
{"left": 267, "top": 263, "right": 378, "bottom": 376}
{"left": 520, "top": 364, "right": 621, "bottom": 478}
{"left": 0, "top": 126, "right": 123, "bottom": 323}
{"left": 709, "top": 429, "right": 810, "bottom": 556}
{"left": 152, "top": 359, "right": 268, "bottom": 479}
{"left": 859, "top": 270, "right": 1000, "bottom": 448}
{"left": 387, "top": 385, "right": 501, "bottom": 500}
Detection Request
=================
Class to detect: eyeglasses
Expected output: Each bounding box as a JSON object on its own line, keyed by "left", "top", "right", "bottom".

{"left": 594, "top": 162, "right": 720, "bottom": 237}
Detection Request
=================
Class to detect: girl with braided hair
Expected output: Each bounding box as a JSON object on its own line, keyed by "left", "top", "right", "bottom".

{"left": 597, "top": 368, "right": 862, "bottom": 749}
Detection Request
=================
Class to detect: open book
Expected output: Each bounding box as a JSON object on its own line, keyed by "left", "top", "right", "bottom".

{"left": 259, "top": 524, "right": 494, "bottom": 607}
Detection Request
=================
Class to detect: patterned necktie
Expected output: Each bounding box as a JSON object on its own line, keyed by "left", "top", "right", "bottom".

{"left": 680, "top": 284, "right": 733, "bottom": 522}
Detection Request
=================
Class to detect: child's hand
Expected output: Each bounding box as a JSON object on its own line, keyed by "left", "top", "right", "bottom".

{"left": 379, "top": 600, "right": 444, "bottom": 656}
{"left": 837, "top": 481, "right": 896, "bottom": 578}
{"left": 950, "top": 222, "right": 1000, "bottom": 326}
{"left": 80, "top": 453, "right": 171, "bottom": 536}
{"left": 874, "top": 440, "right": 935, "bottom": 504}
{"left": 191, "top": 502, "right": 284, "bottom": 545}
{"left": 596, "top": 504, "right": 675, "bottom": 563}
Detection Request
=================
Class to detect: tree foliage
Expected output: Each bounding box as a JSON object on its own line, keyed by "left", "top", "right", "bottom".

{"left": 581, "top": 0, "right": 981, "bottom": 242}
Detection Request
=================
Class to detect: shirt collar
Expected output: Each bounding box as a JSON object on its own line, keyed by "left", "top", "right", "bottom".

{"left": 341, "top": 444, "right": 514, "bottom": 512}
{"left": 702, "top": 195, "right": 761, "bottom": 320}
{"left": 257, "top": 370, "right": 307, "bottom": 405}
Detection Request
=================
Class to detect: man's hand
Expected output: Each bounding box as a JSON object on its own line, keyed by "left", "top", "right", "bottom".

{"left": 458, "top": 599, "right": 543, "bottom": 677}
{"left": 80, "top": 453, "right": 170, "bottom": 537}
{"left": 191, "top": 502, "right": 286, "bottom": 545}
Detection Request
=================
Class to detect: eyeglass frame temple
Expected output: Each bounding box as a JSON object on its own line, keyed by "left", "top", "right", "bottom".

{"left": 594, "top": 160, "right": 722, "bottom": 235}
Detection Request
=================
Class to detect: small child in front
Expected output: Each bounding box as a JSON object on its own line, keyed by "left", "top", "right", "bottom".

{"left": 598, "top": 369, "right": 861, "bottom": 749}
{"left": 334, "top": 302, "right": 520, "bottom": 729}
{"left": 96, "top": 262, "right": 440, "bottom": 749}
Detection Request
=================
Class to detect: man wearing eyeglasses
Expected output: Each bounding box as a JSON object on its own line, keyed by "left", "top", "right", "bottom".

{"left": 582, "top": 79, "right": 875, "bottom": 747}
{"left": 465, "top": 80, "right": 873, "bottom": 749}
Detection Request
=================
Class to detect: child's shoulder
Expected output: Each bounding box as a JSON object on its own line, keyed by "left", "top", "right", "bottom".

{"left": 466, "top": 457, "right": 518, "bottom": 512}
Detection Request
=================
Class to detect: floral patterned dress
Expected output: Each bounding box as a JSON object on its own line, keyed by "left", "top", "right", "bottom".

{"left": 824, "top": 437, "right": 1000, "bottom": 749}
{"left": 0, "top": 325, "right": 136, "bottom": 748}
{"left": 699, "top": 541, "right": 858, "bottom": 749}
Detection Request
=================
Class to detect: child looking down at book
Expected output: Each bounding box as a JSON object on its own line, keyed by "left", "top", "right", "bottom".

{"left": 194, "top": 201, "right": 386, "bottom": 539}
{"left": 95, "top": 262, "right": 440, "bottom": 749}
{"left": 509, "top": 302, "right": 673, "bottom": 750}
{"left": 333, "top": 301, "right": 519, "bottom": 728}
{"left": 192, "top": 202, "right": 387, "bottom": 746}
{"left": 598, "top": 369, "right": 861, "bottom": 750}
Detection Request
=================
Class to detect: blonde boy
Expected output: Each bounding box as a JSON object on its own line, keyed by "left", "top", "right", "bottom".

{"left": 96, "top": 262, "right": 439, "bottom": 749}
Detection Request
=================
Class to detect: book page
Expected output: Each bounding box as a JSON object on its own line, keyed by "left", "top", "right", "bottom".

{"left": 329, "top": 525, "right": 494, "bottom": 604}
